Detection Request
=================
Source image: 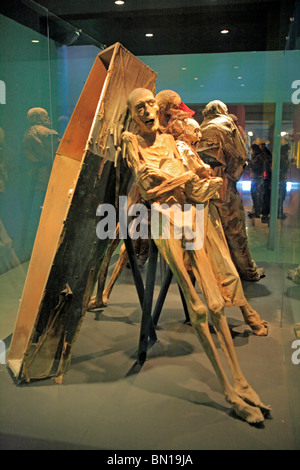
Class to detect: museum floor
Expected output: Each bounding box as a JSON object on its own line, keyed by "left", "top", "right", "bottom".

{"left": 0, "top": 195, "right": 300, "bottom": 450}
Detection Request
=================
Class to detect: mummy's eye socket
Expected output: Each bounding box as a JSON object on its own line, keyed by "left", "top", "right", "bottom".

{"left": 136, "top": 105, "right": 145, "bottom": 115}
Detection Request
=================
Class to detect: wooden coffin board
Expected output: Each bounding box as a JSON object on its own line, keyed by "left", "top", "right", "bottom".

{"left": 7, "top": 43, "right": 157, "bottom": 382}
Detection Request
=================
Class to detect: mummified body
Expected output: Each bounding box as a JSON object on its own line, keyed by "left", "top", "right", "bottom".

{"left": 88, "top": 89, "right": 194, "bottom": 310}
{"left": 166, "top": 116, "right": 268, "bottom": 336}
{"left": 198, "top": 101, "right": 265, "bottom": 282}
{"left": 123, "top": 88, "right": 271, "bottom": 425}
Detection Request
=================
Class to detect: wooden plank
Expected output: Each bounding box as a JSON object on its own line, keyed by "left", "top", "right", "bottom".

{"left": 8, "top": 154, "right": 80, "bottom": 363}
{"left": 7, "top": 43, "right": 157, "bottom": 382}
{"left": 56, "top": 54, "right": 108, "bottom": 161}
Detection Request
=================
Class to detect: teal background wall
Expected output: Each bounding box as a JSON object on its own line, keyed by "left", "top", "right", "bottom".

{"left": 49, "top": 45, "right": 300, "bottom": 113}
{"left": 139, "top": 50, "right": 300, "bottom": 105}
{"left": 62, "top": 48, "right": 300, "bottom": 107}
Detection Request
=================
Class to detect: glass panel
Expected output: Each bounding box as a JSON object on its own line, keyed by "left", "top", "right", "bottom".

{"left": 0, "top": 10, "right": 52, "bottom": 268}
{"left": 0, "top": 1, "right": 102, "bottom": 341}
{"left": 0, "top": 6, "right": 52, "bottom": 341}
{"left": 281, "top": 2, "right": 300, "bottom": 335}
{"left": 0, "top": 0, "right": 299, "bottom": 449}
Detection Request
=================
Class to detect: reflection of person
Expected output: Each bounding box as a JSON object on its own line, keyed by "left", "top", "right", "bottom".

{"left": 198, "top": 100, "right": 265, "bottom": 282}
{"left": 0, "top": 127, "right": 20, "bottom": 272}
{"left": 258, "top": 139, "right": 272, "bottom": 224}
{"left": 248, "top": 143, "right": 264, "bottom": 218}
{"left": 23, "top": 107, "right": 59, "bottom": 192}
{"left": 123, "top": 88, "right": 271, "bottom": 425}
{"left": 21, "top": 108, "right": 59, "bottom": 254}
{"left": 278, "top": 140, "right": 290, "bottom": 219}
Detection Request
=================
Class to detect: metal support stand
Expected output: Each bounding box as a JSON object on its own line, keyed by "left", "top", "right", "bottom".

{"left": 125, "top": 236, "right": 192, "bottom": 364}
{"left": 152, "top": 268, "right": 192, "bottom": 327}
{"left": 137, "top": 239, "right": 159, "bottom": 363}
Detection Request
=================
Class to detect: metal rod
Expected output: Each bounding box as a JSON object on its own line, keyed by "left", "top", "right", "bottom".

{"left": 152, "top": 267, "right": 173, "bottom": 326}
{"left": 268, "top": 100, "right": 283, "bottom": 250}
{"left": 138, "top": 239, "right": 158, "bottom": 363}
{"left": 124, "top": 237, "right": 144, "bottom": 307}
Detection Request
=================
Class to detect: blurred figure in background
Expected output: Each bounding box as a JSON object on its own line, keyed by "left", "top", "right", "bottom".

{"left": 278, "top": 139, "right": 290, "bottom": 219}
{"left": 23, "top": 107, "right": 59, "bottom": 193}
{"left": 21, "top": 108, "right": 59, "bottom": 254}
{"left": 258, "top": 139, "right": 272, "bottom": 224}
{"left": 248, "top": 143, "right": 264, "bottom": 219}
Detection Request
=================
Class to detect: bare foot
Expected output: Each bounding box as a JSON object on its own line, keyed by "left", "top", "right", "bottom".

{"left": 234, "top": 381, "right": 272, "bottom": 416}
{"left": 240, "top": 304, "right": 268, "bottom": 336}
{"left": 88, "top": 295, "right": 107, "bottom": 310}
{"left": 225, "top": 388, "right": 265, "bottom": 424}
{"left": 247, "top": 318, "right": 268, "bottom": 336}
{"left": 241, "top": 267, "right": 265, "bottom": 282}
{"left": 232, "top": 400, "right": 265, "bottom": 425}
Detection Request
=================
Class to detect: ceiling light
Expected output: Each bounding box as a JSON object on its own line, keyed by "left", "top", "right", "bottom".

{"left": 221, "top": 29, "right": 229, "bottom": 34}
{"left": 115, "top": 1, "right": 124, "bottom": 4}
{"left": 248, "top": 131, "right": 253, "bottom": 136}
{"left": 194, "top": 77, "right": 198, "bottom": 80}
{"left": 31, "top": 39, "right": 39, "bottom": 43}
{"left": 237, "top": 76, "right": 242, "bottom": 79}
{"left": 241, "top": 84, "right": 245, "bottom": 87}
{"left": 234, "top": 66, "right": 239, "bottom": 69}
{"left": 145, "top": 33, "right": 153, "bottom": 37}
{"left": 181, "top": 67, "right": 187, "bottom": 70}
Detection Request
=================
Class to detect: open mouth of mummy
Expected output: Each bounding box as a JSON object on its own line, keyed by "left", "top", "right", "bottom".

{"left": 145, "top": 118, "right": 155, "bottom": 126}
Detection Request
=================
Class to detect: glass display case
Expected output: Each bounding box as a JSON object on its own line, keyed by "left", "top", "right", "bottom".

{"left": 0, "top": 0, "right": 299, "bottom": 451}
